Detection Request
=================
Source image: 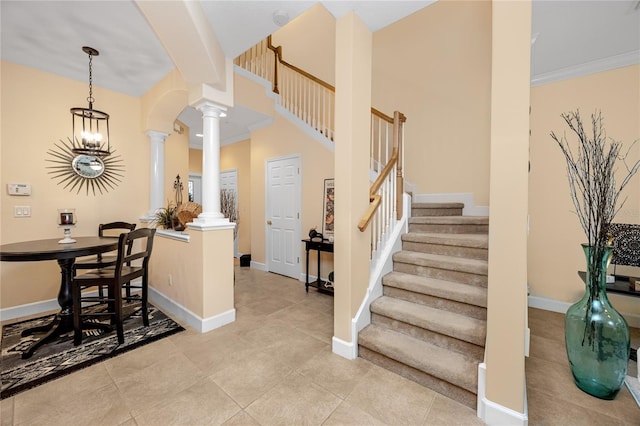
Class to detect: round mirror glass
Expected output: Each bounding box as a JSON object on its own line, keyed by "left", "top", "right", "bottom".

{"left": 72, "top": 155, "right": 104, "bottom": 178}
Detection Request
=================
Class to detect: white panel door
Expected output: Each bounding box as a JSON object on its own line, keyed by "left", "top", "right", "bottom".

{"left": 266, "top": 156, "right": 301, "bottom": 279}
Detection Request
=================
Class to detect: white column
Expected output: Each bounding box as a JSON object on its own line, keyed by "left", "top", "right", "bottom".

{"left": 191, "top": 101, "right": 229, "bottom": 227}
{"left": 145, "top": 130, "right": 168, "bottom": 218}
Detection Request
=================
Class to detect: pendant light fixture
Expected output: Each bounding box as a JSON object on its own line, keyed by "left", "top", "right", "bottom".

{"left": 70, "top": 46, "right": 110, "bottom": 156}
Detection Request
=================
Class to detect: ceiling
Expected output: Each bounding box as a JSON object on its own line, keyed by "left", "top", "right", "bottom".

{"left": 1, "top": 0, "right": 639, "bottom": 148}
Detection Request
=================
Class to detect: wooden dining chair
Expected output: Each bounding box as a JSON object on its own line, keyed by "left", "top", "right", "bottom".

{"left": 73, "top": 222, "right": 136, "bottom": 297}
{"left": 71, "top": 228, "right": 156, "bottom": 346}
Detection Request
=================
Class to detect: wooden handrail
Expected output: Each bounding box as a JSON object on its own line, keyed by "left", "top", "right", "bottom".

{"left": 358, "top": 111, "right": 406, "bottom": 232}
{"left": 371, "top": 108, "right": 394, "bottom": 123}
{"left": 267, "top": 36, "right": 335, "bottom": 92}
{"left": 236, "top": 37, "right": 405, "bottom": 237}
{"left": 369, "top": 148, "right": 398, "bottom": 197}
{"left": 357, "top": 195, "right": 381, "bottom": 232}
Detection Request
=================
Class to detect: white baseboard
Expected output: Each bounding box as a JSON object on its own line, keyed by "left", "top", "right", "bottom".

{"left": 0, "top": 298, "right": 60, "bottom": 322}
{"left": 413, "top": 192, "right": 489, "bottom": 216}
{"left": 477, "top": 363, "right": 529, "bottom": 425}
{"left": 528, "top": 295, "right": 640, "bottom": 328}
{"left": 332, "top": 335, "right": 356, "bottom": 360}
{"left": 149, "top": 287, "right": 235, "bottom": 333}
{"left": 250, "top": 261, "right": 267, "bottom": 272}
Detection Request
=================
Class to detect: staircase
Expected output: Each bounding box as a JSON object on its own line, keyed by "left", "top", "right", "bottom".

{"left": 358, "top": 202, "right": 488, "bottom": 409}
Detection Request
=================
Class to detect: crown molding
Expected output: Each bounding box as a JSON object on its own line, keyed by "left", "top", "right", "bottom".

{"left": 531, "top": 50, "right": 640, "bottom": 87}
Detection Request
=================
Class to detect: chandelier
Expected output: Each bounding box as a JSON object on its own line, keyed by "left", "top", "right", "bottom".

{"left": 70, "top": 46, "right": 110, "bottom": 156}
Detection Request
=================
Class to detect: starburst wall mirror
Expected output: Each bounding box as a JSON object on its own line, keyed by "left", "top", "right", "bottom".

{"left": 46, "top": 138, "right": 124, "bottom": 195}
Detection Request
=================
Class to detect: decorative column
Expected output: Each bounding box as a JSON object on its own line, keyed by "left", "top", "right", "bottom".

{"left": 191, "top": 101, "right": 229, "bottom": 227}
{"left": 145, "top": 130, "right": 168, "bottom": 219}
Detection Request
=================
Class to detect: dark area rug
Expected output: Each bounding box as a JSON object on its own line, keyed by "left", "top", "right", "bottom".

{"left": 1, "top": 303, "right": 184, "bottom": 399}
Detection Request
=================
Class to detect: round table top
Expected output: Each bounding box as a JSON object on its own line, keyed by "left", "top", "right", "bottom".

{"left": 0, "top": 236, "right": 119, "bottom": 262}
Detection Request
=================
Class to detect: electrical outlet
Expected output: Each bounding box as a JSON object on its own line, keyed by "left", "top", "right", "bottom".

{"left": 168, "top": 274, "right": 173, "bottom": 286}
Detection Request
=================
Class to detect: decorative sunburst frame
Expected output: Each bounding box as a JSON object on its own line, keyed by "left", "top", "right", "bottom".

{"left": 46, "top": 138, "right": 125, "bottom": 195}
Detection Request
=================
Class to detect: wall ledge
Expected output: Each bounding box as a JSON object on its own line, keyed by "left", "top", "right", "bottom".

{"left": 155, "top": 229, "right": 190, "bottom": 242}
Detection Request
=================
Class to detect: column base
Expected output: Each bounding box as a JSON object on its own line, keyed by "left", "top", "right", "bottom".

{"left": 189, "top": 216, "right": 236, "bottom": 231}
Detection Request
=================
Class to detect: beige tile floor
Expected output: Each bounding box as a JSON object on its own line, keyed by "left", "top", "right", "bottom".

{"left": 1, "top": 266, "right": 638, "bottom": 425}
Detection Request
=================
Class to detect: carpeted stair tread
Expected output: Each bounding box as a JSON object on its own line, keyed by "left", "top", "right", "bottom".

{"left": 359, "top": 324, "right": 478, "bottom": 393}
{"left": 393, "top": 251, "right": 488, "bottom": 276}
{"left": 412, "top": 202, "right": 464, "bottom": 209}
{"left": 371, "top": 296, "right": 486, "bottom": 346}
{"left": 402, "top": 232, "right": 488, "bottom": 249}
{"left": 409, "top": 216, "right": 489, "bottom": 225}
{"left": 383, "top": 271, "right": 487, "bottom": 308}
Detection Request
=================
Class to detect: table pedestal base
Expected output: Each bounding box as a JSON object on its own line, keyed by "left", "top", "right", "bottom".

{"left": 20, "top": 312, "right": 73, "bottom": 359}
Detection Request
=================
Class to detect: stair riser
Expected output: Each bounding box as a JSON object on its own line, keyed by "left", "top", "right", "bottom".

{"left": 371, "top": 313, "right": 485, "bottom": 361}
{"left": 358, "top": 346, "right": 477, "bottom": 409}
{"left": 383, "top": 286, "right": 487, "bottom": 320}
{"left": 402, "top": 241, "right": 488, "bottom": 261}
{"left": 409, "top": 223, "right": 489, "bottom": 234}
{"left": 412, "top": 208, "right": 463, "bottom": 217}
{"left": 393, "top": 262, "right": 488, "bottom": 287}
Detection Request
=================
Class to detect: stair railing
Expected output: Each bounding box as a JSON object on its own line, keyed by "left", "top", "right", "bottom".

{"left": 235, "top": 36, "right": 335, "bottom": 141}
{"left": 358, "top": 111, "right": 406, "bottom": 255}
{"left": 235, "top": 37, "right": 406, "bottom": 256}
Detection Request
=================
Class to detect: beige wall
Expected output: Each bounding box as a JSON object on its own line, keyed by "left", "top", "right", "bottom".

{"left": 189, "top": 148, "right": 202, "bottom": 174}
{"left": 221, "top": 139, "right": 252, "bottom": 255}
{"left": 249, "top": 115, "right": 334, "bottom": 276}
{"left": 1, "top": 61, "right": 149, "bottom": 308}
{"left": 529, "top": 64, "right": 640, "bottom": 318}
{"left": 165, "top": 130, "right": 190, "bottom": 207}
{"left": 372, "top": 0, "right": 492, "bottom": 205}
{"left": 271, "top": 3, "right": 336, "bottom": 86}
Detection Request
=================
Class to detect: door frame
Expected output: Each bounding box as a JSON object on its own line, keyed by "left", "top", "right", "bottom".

{"left": 265, "top": 154, "right": 302, "bottom": 279}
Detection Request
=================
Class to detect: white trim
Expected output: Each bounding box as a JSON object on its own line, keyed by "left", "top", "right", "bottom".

{"left": 332, "top": 336, "right": 355, "bottom": 360}
{"left": 0, "top": 287, "right": 134, "bottom": 321}
{"left": 187, "top": 219, "right": 236, "bottom": 231}
{"left": 250, "top": 261, "right": 267, "bottom": 271}
{"left": 274, "top": 103, "right": 335, "bottom": 152}
{"left": 528, "top": 295, "right": 640, "bottom": 328}
{"left": 477, "top": 362, "right": 529, "bottom": 425}
{"left": 531, "top": 50, "right": 640, "bottom": 87}
{"left": 156, "top": 229, "right": 191, "bottom": 242}
{"left": 149, "top": 287, "right": 235, "bottom": 333}
{"left": 233, "top": 63, "right": 334, "bottom": 152}
{"left": 0, "top": 298, "right": 60, "bottom": 322}
{"left": 348, "top": 193, "right": 411, "bottom": 360}
{"left": 413, "top": 192, "right": 489, "bottom": 216}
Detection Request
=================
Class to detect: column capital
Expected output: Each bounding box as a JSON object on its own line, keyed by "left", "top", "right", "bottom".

{"left": 194, "top": 101, "right": 227, "bottom": 118}
{"left": 146, "top": 130, "right": 169, "bottom": 143}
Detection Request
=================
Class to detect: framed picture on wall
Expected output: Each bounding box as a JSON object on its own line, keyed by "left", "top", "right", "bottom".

{"left": 323, "top": 178, "right": 335, "bottom": 240}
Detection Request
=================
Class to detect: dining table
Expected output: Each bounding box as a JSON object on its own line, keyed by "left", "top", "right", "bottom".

{"left": 1, "top": 236, "right": 120, "bottom": 359}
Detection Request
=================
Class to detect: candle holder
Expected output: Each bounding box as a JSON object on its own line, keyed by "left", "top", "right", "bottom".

{"left": 57, "top": 209, "right": 77, "bottom": 244}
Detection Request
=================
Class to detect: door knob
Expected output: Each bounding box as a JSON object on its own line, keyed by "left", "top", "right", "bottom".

{"left": 267, "top": 220, "right": 272, "bottom": 225}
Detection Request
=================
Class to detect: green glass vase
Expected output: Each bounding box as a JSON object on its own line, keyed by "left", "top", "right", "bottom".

{"left": 565, "top": 244, "right": 630, "bottom": 399}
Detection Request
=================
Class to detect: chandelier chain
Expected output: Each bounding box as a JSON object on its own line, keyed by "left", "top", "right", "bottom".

{"left": 87, "top": 52, "right": 94, "bottom": 105}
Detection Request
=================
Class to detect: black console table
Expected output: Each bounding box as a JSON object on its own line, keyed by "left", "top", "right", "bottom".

{"left": 302, "top": 239, "right": 334, "bottom": 295}
{"left": 578, "top": 271, "right": 640, "bottom": 298}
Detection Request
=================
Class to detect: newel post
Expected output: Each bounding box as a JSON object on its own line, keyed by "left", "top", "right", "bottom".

{"left": 394, "top": 111, "right": 406, "bottom": 219}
